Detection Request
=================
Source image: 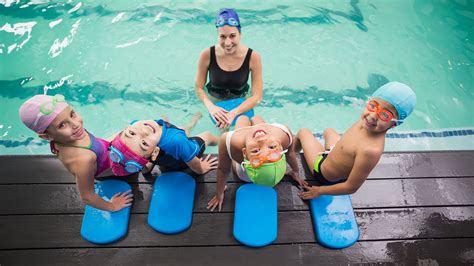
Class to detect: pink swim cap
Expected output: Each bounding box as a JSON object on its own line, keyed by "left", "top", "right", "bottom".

{"left": 110, "top": 134, "right": 149, "bottom": 176}
{"left": 19, "top": 94, "right": 69, "bottom": 133}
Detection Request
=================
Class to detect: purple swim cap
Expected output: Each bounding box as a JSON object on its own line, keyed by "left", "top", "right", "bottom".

{"left": 215, "top": 8, "right": 241, "bottom": 32}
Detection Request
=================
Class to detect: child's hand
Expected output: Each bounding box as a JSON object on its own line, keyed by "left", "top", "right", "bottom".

{"left": 199, "top": 154, "right": 218, "bottom": 174}
{"left": 207, "top": 185, "right": 227, "bottom": 212}
{"left": 298, "top": 184, "right": 320, "bottom": 200}
{"left": 110, "top": 189, "right": 134, "bottom": 211}
{"left": 287, "top": 170, "right": 308, "bottom": 189}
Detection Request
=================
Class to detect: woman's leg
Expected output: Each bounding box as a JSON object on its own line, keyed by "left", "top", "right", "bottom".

{"left": 235, "top": 115, "right": 251, "bottom": 129}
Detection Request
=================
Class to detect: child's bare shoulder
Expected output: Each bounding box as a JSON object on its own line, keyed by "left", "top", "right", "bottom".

{"left": 358, "top": 144, "right": 383, "bottom": 161}
{"left": 59, "top": 147, "right": 96, "bottom": 169}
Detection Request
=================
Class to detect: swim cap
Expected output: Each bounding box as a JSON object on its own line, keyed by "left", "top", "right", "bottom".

{"left": 243, "top": 155, "right": 287, "bottom": 187}
{"left": 110, "top": 134, "right": 149, "bottom": 176}
{"left": 215, "top": 8, "right": 241, "bottom": 32}
{"left": 371, "top": 82, "right": 416, "bottom": 125}
{"left": 19, "top": 94, "right": 69, "bottom": 133}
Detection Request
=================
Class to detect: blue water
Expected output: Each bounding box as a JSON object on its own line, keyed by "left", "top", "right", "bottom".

{"left": 0, "top": 0, "right": 473, "bottom": 154}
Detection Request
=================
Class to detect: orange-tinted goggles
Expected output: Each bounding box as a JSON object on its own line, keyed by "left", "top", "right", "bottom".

{"left": 248, "top": 150, "right": 286, "bottom": 168}
{"left": 366, "top": 100, "right": 401, "bottom": 123}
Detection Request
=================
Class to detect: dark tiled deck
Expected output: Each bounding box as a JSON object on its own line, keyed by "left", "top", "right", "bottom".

{"left": 0, "top": 151, "right": 473, "bottom": 265}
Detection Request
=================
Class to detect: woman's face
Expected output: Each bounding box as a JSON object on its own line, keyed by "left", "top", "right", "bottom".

{"left": 217, "top": 25, "right": 241, "bottom": 54}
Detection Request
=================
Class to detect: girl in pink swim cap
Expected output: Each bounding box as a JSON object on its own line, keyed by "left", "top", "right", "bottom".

{"left": 19, "top": 94, "right": 133, "bottom": 212}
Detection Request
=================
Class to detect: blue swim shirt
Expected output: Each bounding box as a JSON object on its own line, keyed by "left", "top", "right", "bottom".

{"left": 155, "top": 119, "right": 200, "bottom": 163}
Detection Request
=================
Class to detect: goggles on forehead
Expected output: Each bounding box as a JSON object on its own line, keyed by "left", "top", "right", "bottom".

{"left": 32, "top": 94, "right": 66, "bottom": 129}
{"left": 215, "top": 16, "right": 240, "bottom": 27}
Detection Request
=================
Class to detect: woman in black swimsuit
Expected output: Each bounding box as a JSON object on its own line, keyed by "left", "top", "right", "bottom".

{"left": 195, "top": 8, "right": 263, "bottom": 129}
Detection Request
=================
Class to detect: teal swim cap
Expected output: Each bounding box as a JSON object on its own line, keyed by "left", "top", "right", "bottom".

{"left": 243, "top": 155, "right": 287, "bottom": 187}
{"left": 371, "top": 82, "right": 416, "bottom": 125}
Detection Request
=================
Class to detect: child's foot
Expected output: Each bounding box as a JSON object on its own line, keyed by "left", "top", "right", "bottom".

{"left": 183, "top": 112, "right": 202, "bottom": 135}
{"left": 160, "top": 115, "right": 169, "bottom": 122}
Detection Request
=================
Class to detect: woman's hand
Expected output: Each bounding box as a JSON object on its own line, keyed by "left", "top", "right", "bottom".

{"left": 110, "top": 190, "right": 134, "bottom": 211}
{"left": 220, "top": 110, "right": 238, "bottom": 128}
{"left": 208, "top": 104, "right": 229, "bottom": 127}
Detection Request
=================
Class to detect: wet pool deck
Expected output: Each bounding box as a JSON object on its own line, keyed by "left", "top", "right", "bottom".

{"left": 0, "top": 151, "right": 473, "bottom": 265}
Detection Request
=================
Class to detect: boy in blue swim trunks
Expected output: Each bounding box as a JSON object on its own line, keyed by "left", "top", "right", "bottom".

{"left": 108, "top": 117, "right": 219, "bottom": 176}
{"left": 295, "top": 82, "right": 416, "bottom": 199}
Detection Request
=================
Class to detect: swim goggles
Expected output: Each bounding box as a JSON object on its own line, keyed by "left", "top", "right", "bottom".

{"left": 366, "top": 100, "right": 402, "bottom": 123}
{"left": 40, "top": 94, "right": 65, "bottom": 115}
{"left": 247, "top": 149, "right": 287, "bottom": 168}
{"left": 32, "top": 94, "right": 66, "bottom": 129}
{"left": 215, "top": 16, "right": 240, "bottom": 27}
{"left": 109, "top": 144, "right": 143, "bottom": 173}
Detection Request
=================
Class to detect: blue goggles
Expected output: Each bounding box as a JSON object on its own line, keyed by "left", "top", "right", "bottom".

{"left": 109, "top": 145, "right": 143, "bottom": 173}
{"left": 215, "top": 16, "right": 240, "bottom": 28}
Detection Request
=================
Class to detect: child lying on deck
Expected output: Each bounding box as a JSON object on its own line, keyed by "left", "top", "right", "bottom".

{"left": 108, "top": 117, "right": 219, "bottom": 177}
{"left": 207, "top": 115, "right": 307, "bottom": 212}
{"left": 295, "top": 82, "right": 416, "bottom": 199}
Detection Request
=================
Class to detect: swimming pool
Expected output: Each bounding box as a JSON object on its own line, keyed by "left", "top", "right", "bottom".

{"left": 1, "top": 0, "right": 473, "bottom": 155}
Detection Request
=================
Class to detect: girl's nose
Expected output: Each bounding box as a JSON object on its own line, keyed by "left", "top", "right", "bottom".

{"left": 71, "top": 119, "right": 80, "bottom": 129}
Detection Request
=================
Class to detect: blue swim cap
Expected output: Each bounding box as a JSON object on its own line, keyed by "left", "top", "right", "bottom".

{"left": 215, "top": 8, "right": 241, "bottom": 32}
{"left": 371, "top": 82, "right": 416, "bottom": 125}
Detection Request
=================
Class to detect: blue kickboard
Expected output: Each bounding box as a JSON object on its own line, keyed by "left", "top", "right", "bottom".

{"left": 309, "top": 195, "right": 359, "bottom": 249}
{"left": 80, "top": 180, "right": 132, "bottom": 244}
{"left": 233, "top": 184, "right": 277, "bottom": 247}
{"left": 210, "top": 97, "right": 255, "bottom": 126}
{"left": 148, "top": 172, "right": 196, "bottom": 234}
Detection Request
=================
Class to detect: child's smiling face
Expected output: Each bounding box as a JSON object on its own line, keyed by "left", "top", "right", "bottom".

{"left": 120, "top": 120, "right": 161, "bottom": 159}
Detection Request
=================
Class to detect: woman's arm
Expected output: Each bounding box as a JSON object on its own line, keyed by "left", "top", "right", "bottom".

{"left": 230, "top": 51, "right": 263, "bottom": 116}
{"left": 195, "top": 48, "right": 213, "bottom": 109}
{"left": 195, "top": 48, "right": 229, "bottom": 125}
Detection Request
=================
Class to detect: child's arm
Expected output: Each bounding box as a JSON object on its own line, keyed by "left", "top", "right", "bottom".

{"left": 299, "top": 148, "right": 381, "bottom": 199}
{"left": 285, "top": 129, "right": 307, "bottom": 187}
{"left": 71, "top": 156, "right": 133, "bottom": 211}
{"left": 207, "top": 133, "right": 231, "bottom": 211}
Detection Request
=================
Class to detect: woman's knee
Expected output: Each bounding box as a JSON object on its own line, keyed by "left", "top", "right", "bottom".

{"left": 250, "top": 115, "right": 264, "bottom": 124}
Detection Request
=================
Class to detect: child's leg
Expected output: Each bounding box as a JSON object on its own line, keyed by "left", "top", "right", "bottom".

{"left": 294, "top": 128, "right": 325, "bottom": 171}
{"left": 182, "top": 112, "right": 203, "bottom": 136}
{"left": 250, "top": 115, "right": 265, "bottom": 125}
{"left": 323, "top": 128, "right": 340, "bottom": 150}
{"left": 235, "top": 115, "right": 251, "bottom": 129}
{"left": 195, "top": 131, "right": 219, "bottom": 147}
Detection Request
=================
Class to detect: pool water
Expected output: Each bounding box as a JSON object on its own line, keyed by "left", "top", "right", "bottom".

{"left": 1, "top": 0, "right": 473, "bottom": 155}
